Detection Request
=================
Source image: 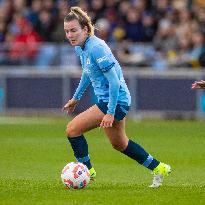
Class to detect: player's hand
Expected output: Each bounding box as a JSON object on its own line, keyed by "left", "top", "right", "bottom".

{"left": 100, "top": 114, "right": 114, "bottom": 128}
{"left": 191, "top": 80, "right": 205, "bottom": 89}
{"left": 62, "top": 98, "right": 78, "bottom": 115}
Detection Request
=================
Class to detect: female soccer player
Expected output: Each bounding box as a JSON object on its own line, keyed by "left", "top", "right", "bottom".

{"left": 62, "top": 6, "right": 171, "bottom": 188}
{"left": 191, "top": 80, "right": 205, "bottom": 89}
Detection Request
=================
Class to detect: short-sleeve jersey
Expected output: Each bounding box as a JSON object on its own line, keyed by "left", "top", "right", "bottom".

{"left": 74, "top": 35, "right": 131, "bottom": 107}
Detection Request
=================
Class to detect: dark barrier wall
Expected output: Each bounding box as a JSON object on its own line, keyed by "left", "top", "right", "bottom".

{"left": 6, "top": 77, "right": 97, "bottom": 113}
{"left": 5, "top": 76, "right": 197, "bottom": 113}
{"left": 137, "top": 78, "right": 196, "bottom": 111}
{"left": 7, "top": 77, "right": 63, "bottom": 108}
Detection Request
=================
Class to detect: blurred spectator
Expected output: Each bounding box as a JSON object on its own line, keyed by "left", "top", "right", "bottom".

{"left": 133, "top": 0, "right": 146, "bottom": 12}
{"left": 0, "top": 0, "right": 13, "bottom": 25}
{"left": 77, "top": 0, "right": 89, "bottom": 12}
{"left": 26, "top": 0, "right": 42, "bottom": 31}
{"left": 0, "top": 0, "right": 205, "bottom": 69}
{"left": 172, "top": 0, "right": 187, "bottom": 10}
{"left": 175, "top": 8, "right": 197, "bottom": 40}
{"left": 141, "top": 12, "right": 157, "bottom": 42}
{"left": 42, "top": 0, "right": 58, "bottom": 18}
{"left": 13, "top": 0, "right": 28, "bottom": 14}
{"left": 168, "top": 31, "right": 205, "bottom": 68}
{"left": 90, "top": 0, "right": 105, "bottom": 23}
{"left": 199, "top": 52, "right": 205, "bottom": 67}
{"left": 189, "top": 31, "right": 205, "bottom": 67}
{"left": 95, "top": 18, "right": 112, "bottom": 42}
{"left": 115, "top": 40, "right": 155, "bottom": 68}
{"left": 196, "top": 8, "right": 205, "bottom": 35}
{"left": 118, "top": 0, "right": 131, "bottom": 22}
{"left": 50, "top": 7, "right": 67, "bottom": 42}
{"left": 0, "top": 21, "right": 6, "bottom": 42}
{"left": 168, "top": 36, "right": 192, "bottom": 68}
{"left": 193, "top": 0, "right": 205, "bottom": 7}
{"left": 8, "top": 16, "right": 42, "bottom": 65}
{"left": 153, "top": 16, "right": 178, "bottom": 53}
{"left": 152, "top": 0, "right": 170, "bottom": 21}
{"left": 124, "top": 7, "right": 144, "bottom": 42}
{"left": 37, "top": 9, "right": 55, "bottom": 41}
{"left": 104, "top": 8, "right": 118, "bottom": 37}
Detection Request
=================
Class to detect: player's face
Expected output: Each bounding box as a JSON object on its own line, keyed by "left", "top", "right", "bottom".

{"left": 64, "top": 19, "right": 88, "bottom": 46}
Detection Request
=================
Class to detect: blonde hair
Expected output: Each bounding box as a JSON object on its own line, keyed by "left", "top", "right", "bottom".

{"left": 64, "top": 6, "right": 94, "bottom": 36}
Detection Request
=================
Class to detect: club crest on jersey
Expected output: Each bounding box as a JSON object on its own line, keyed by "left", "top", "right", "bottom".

{"left": 86, "top": 58, "right": 90, "bottom": 64}
{"left": 84, "top": 67, "right": 91, "bottom": 74}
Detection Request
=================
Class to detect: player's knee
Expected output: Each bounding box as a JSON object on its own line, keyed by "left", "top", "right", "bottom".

{"left": 111, "top": 141, "right": 126, "bottom": 151}
{"left": 66, "top": 122, "right": 79, "bottom": 137}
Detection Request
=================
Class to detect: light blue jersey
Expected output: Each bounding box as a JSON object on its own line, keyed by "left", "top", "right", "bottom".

{"left": 73, "top": 35, "right": 131, "bottom": 115}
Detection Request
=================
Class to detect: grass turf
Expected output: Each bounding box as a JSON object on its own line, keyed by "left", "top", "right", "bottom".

{"left": 0, "top": 116, "right": 205, "bottom": 205}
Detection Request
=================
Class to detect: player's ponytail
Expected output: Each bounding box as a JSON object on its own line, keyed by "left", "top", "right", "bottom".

{"left": 64, "top": 7, "right": 94, "bottom": 36}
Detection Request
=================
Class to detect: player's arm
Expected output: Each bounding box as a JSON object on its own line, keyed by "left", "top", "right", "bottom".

{"left": 103, "top": 67, "right": 120, "bottom": 115}
{"left": 73, "top": 47, "right": 91, "bottom": 100}
{"left": 92, "top": 44, "right": 120, "bottom": 127}
{"left": 62, "top": 72, "right": 91, "bottom": 114}
{"left": 101, "top": 67, "right": 120, "bottom": 128}
{"left": 73, "top": 72, "right": 91, "bottom": 100}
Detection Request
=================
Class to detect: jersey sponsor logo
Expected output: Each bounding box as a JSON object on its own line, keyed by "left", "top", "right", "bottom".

{"left": 96, "top": 56, "right": 108, "bottom": 63}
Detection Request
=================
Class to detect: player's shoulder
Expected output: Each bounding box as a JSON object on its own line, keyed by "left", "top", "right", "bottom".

{"left": 88, "top": 36, "right": 108, "bottom": 50}
{"left": 88, "top": 36, "right": 111, "bottom": 56}
{"left": 75, "top": 36, "right": 110, "bottom": 56}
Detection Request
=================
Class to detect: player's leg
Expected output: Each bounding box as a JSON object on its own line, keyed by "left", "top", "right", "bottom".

{"left": 66, "top": 104, "right": 104, "bottom": 137}
{"left": 66, "top": 105, "right": 104, "bottom": 175}
{"left": 103, "top": 118, "right": 128, "bottom": 151}
{"left": 104, "top": 118, "right": 159, "bottom": 168}
{"left": 104, "top": 119, "right": 171, "bottom": 187}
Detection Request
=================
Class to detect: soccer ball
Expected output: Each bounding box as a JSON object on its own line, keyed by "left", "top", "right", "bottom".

{"left": 61, "top": 162, "right": 90, "bottom": 189}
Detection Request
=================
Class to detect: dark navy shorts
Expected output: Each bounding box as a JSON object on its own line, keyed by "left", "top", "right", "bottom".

{"left": 96, "top": 100, "right": 130, "bottom": 121}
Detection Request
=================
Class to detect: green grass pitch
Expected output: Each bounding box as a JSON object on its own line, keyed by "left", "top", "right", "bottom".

{"left": 0, "top": 116, "right": 205, "bottom": 205}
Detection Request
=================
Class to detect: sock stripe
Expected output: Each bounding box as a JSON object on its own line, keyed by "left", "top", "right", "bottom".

{"left": 142, "top": 154, "right": 153, "bottom": 167}
{"left": 76, "top": 155, "right": 90, "bottom": 163}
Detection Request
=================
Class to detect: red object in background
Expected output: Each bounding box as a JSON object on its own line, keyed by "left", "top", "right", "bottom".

{"left": 10, "top": 18, "right": 42, "bottom": 60}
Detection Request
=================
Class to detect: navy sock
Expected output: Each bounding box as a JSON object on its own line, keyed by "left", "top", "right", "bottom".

{"left": 122, "top": 140, "right": 160, "bottom": 170}
{"left": 68, "top": 135, "right": 92, "bottom": 169}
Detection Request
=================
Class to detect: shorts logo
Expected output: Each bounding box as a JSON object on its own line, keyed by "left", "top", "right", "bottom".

{"left": 97, "top": 56, "right": 108, "bottom": 63}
